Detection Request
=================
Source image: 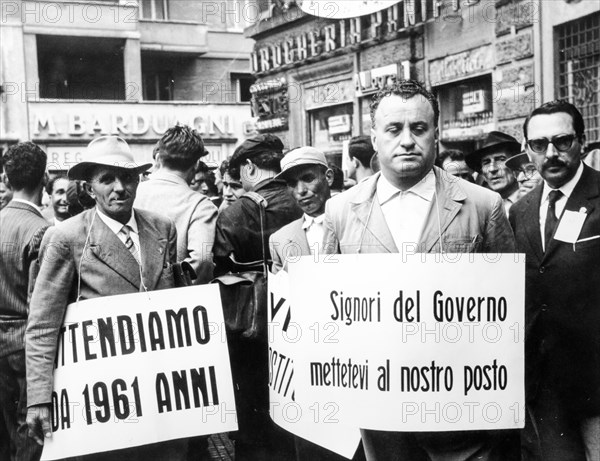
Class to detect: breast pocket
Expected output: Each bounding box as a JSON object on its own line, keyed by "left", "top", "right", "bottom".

{"left": 572, "top": 235, "right": 600, "bottom": 252}
{"left": 442, "top": 235, "right": 483, "bottom": 253}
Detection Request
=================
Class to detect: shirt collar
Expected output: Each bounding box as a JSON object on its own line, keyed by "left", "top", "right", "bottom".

{"left": 95, "top": 207, "right": 138, "bottom": 234}
{"left": 505, "top": 189, "right": 520, "bottom": 205}
{"left": 541, "top": 161, "right": 584, "bottom": 203}
{"left": 150, "top": 169, "right": 188, "bottom": 186}
{"left": 302, "top": 213, "right": 324, "bottom": 229}
{"left": 11, "top": 198, "right": 42, "bottom": 211}
{"left": 377, "top": 169, "right": 436, "bottom": 206}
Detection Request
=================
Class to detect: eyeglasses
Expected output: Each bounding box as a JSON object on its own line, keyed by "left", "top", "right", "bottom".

{"left": 526, "top": 134, "right": 577, "bottom": 154}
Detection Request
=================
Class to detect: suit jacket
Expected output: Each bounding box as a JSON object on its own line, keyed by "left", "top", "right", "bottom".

{"left": 323, "top": 167, "right": 517, "bottom": 459}
{"left": 0, "top": 201, "right": 48, "bottom": 357}
{"left": 25, "top": 207, "right": 177, "bottom": 406}
{"left": 269, "top": 217, "right": 310, "bottom": 274}
{"left": 135, "top": 171, "right": 218, "bottom": 284}
{"left": 509, "top": 164, "right": 600, "bottom": 417}
{"left": 324, "top": 167, "right": 516, "bottom": 255}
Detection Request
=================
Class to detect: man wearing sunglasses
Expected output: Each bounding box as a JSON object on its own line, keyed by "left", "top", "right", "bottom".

{"left": 509, "top": 100, "right": 600, "bottom": 461}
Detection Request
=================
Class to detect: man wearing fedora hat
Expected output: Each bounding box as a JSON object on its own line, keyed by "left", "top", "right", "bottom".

{"left": 466, "top": 131, "right": 521, "bottom": 214}
{"left": 25, "top": 136, "right": 186, "bottom": 460}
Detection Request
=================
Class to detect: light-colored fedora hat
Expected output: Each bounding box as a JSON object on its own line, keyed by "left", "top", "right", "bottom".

{"left": 275, "top": 146, "right": 329, "bottom": 181}
{"left": 68, "top": 136, "right": 152, "bottom": 180}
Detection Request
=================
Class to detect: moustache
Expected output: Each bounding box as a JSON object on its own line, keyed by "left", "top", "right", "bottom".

{"left": 543, "top": 159, "right": 567, "bottom": 169}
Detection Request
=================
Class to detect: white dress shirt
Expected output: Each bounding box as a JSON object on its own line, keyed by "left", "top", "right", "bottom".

{"left": 302, "top": 213, "right": 325, "bottom": 255}
{"left": 503, "top": 189, "right": 520, "bottom": 216}
{"left": 376, "top": 170, "right": 436, "bottom": 250}
{"left": 539, "top": 162, "right": 583, "bottom": 250}
{"left": 95, "top": 208, "right": 142, "bottom": 264}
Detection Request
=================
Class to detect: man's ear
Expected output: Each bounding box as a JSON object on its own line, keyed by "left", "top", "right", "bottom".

{"left": 325, "top": 168, "right": 335, "bottom": 187}
{"left": 580, "top": 135, "right": 587, "bottom": 159}
{"left": 370, "top": 128, "right": 377, "bottom": 153}
{"left": 83, "top": 182, "right": 95, "bottom": 199}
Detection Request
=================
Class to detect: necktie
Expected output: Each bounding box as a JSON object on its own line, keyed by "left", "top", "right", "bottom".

{"left": 544, "top": 189, "right": 563, "bottom": 250}
{"left": 120, "top": 225, "right": 140, "bottom": 265}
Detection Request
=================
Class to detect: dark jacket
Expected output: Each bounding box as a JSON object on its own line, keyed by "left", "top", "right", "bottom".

{"left": 213, "top": 178, "right": 302, "bottom": 276}
{"left": 509, "top": 164, "right": 600, "bottom": 417}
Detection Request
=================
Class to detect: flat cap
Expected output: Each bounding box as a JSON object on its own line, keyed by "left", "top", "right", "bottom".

{"left": 229, "top": 134, "right": 284, "bottom": 170}
{"left": 276, "top": 146, "right": 328, "bottom": 181}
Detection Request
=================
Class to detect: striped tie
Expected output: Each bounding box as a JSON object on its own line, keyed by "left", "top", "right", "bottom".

{"left": 120, "top": 225, "right": 140, "bottom": 265}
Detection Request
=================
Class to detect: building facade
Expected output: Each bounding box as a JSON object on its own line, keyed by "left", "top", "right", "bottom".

{"left": 245, "top": 0, "right": 599, "bottom": 170}
{"left": 1, "top": 0, "right": 256, "bottom": 171}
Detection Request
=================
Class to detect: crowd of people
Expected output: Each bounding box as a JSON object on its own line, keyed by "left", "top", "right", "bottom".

{"left": 0, "top": 79, "right": 598, "bottom": 461}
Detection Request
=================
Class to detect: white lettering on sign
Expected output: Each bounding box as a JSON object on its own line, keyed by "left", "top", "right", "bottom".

{"left": 251, "top": 0, "right": 452, "bottom": 73}
{"left": 34, "top": 113, "right": 235, "bottom": 138}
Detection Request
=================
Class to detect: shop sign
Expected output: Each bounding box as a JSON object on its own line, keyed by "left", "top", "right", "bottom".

{"left": 355, "top": 62, "right": 410, "bottom": 97}
{"left": 256, "top": 117, "right": 288, "bottom": 131}
{"left": 429, "top": 45, "right": 494, "bottom": 86}
{"left": 46, "top": 146, "right": 84, "bottom": 171}
{"left": 252, "top": 0, "right": 460, "bottom": 73}
{"left": 29, "top": 102, "right": 250, "bottom": 140}
{"left": 462, "top": 89, "right": 487, "bottom": 114}
{"left": 305, "top": 79, "right": 354, "bottom": 110}
{"left": 251, "top": 79, "right": 289, "bottom": 133}
{"left": 328, "top": 114, "right": 351, "bottom": 135}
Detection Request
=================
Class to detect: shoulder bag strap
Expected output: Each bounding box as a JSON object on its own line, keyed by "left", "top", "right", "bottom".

{"left": 240, "top": 192, "right": 269, "bottom": 276}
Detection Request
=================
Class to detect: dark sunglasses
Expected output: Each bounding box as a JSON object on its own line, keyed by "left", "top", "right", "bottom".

{"left": 526, "top": 134, "right": 577, "bottom": 154}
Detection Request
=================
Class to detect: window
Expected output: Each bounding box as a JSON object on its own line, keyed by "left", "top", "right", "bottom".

{"left": 143, "top": 71, "right": 174, "bottom": 101}
{"left": 556, "top": 12, "right": 600, "bottom": 143}
{"left": 37, "top": 35, "right": 125, "bottom": 100}
{"left": 141, "top": 0, "right": 168, "bottom": 20}
{"left": 231, "top": 73, "right": 254, "bottom": 102}
{"left": 309, "top": 103, "right": 353, "bottom": 153}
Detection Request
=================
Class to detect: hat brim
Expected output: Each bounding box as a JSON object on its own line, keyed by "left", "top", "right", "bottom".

{"left": 274, "top": 160, "right": 329, "bottom": 182}
{"left": 466, "top": 142, "right": 521, "bottom": 172}
{"left": 504, "top": 153, "right": 531, "bottom": 171}
{"left": 68, "top": 161, "right": 152, "bottom": 181}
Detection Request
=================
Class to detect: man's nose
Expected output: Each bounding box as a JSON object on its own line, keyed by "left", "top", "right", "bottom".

{"left": 399, "top": 126, "right": 415, "bottom": 147}
{"left": 545, "top": 142, "right": 559, "bottom": 159}
{"left": 113, "top": 177, "right": 126, "bottom": 191}
{"left": 295, "top": 181, "right": 308, "bottom": 195}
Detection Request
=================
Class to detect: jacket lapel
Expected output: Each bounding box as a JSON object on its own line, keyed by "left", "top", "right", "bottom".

{"left": 419, "top": 168, "right": 465, "bottom": 253}
{"left": 88, "top": 210, "right": 141, "bottom": 289}
{"left": 136, "top": 210, "right": 168, "bottom": 289}
{"left": 289, "top": 220, "right": 311, "bottom": 256}
{"left": 350, "top": 174, "right": 398, "bottom": 253}
{"left": 519, "top": 185, "right": 544, "bottom": 262}
{"left": 543, "top": 165, "right": 598, "bottom": 260}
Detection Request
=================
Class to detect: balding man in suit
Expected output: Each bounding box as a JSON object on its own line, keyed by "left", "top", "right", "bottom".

{"left": 323, "top": 80, "right": 517, "bottom": 461}
{"left": 0, "top": 142, "right": 48, "bottom": 461}
{"left": 25, "top": 136, "right": 185, "bottom": 460}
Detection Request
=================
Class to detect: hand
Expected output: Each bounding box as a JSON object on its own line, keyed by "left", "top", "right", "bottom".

{"left": 26, "top": 404, "right": 52, "bottom": 446}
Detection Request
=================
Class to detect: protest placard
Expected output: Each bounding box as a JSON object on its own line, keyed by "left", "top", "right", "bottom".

{"left": 291, "top": 253, "right": 525, "bottom": 432}
{"left": 268, "top": 271, "right": 361, "bottom": 459}
{"left": 41, "top": 285, "right": 237, "bottom": 460}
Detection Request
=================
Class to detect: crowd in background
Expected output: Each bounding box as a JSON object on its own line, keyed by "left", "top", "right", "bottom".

{"left": 1, "top": 79, "right": 599, "bottom": 461}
